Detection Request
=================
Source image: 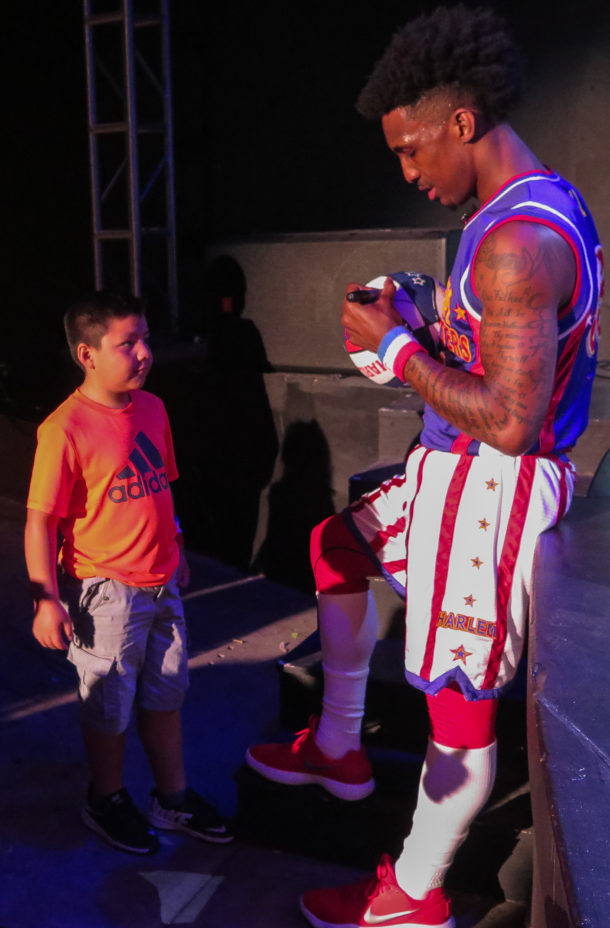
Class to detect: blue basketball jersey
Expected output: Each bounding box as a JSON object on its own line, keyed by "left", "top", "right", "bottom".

{"left": 420, "top": 170, "right": 603, "bottom": 457}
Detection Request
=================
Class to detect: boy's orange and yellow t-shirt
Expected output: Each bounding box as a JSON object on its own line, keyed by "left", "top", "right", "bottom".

{"left": 27, "top": 389, "right": 180, "bottom": 586}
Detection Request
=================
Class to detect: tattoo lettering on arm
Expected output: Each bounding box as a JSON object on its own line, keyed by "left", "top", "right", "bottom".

{"left": 403, "top": 222, "right": 576, "bottom": 455}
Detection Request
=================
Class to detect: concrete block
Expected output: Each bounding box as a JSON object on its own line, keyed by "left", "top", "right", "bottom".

{"left": 205, "top": 229, "right": 460, "bottom": 371}
{"left": 378, "top": 395, "right": 424, "bottom": 461}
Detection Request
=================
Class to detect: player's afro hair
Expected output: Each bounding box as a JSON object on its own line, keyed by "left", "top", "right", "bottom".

{"left": 357, "top": 5, "right": 524, "bottom": 123}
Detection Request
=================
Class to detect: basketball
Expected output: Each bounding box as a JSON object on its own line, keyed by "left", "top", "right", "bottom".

{"left": 344, "top": 272, "right": 443, "bottom": 386}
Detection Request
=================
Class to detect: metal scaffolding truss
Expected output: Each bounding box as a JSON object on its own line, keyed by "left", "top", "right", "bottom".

{"left": 83, "top": 0, "right": 178, "bottom": 328}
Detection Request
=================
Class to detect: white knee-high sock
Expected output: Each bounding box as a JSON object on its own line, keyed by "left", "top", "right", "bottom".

{"left": 395, "top": 739, "right": 497, "bottom": 899}
{"left": 314, "top": 591, "right": 378, "bottom": 759}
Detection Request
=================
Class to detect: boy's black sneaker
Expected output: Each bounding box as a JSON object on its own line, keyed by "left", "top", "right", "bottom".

{"left": 149, "top": 788, "right": 234, "bottom": 844}
{"left": 82, "top": 786, "right": 160, "bottom": 854}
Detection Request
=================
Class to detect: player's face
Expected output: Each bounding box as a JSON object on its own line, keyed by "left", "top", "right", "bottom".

{"left": 88, "top": 314, "right": 152, "bottom": 398}
{"left": 382, "top": 106, "right": 476, "bottom": 208}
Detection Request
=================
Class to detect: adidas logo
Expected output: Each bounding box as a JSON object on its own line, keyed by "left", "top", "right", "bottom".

{"left": 108, "top": 430, "right": 170, "bottom": 503}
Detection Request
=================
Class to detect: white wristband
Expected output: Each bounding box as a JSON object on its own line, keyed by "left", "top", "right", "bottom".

{"left": 378, "top": 326, "right": 425, "bottom": 381}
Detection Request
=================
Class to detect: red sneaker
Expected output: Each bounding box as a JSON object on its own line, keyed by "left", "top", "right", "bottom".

{"left": 245, "top": 716, "right": 375, "bottom": 801}
{"left": 300, "top": 854, "right": 455, "bottom": 928}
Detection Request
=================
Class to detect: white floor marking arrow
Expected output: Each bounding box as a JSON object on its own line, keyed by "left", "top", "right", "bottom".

{"left": 140, "top": 871, "right": 224, "bottom": 924}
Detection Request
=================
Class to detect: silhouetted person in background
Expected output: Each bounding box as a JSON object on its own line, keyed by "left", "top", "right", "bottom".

{"left": 204, "top": 255, "right": 273, "bottom": 374}
{"left": 254, "top": 420, "right": 335, "bottom": 592}
{"left": 171, "top": 255, "right": 278, "bottom": 569}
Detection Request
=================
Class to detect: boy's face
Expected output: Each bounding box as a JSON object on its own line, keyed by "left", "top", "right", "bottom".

{"left": 82, "top": 314, "right": 152, "bottom": 402}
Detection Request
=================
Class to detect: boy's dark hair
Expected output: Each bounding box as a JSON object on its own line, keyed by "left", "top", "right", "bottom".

{"left": 64, "top": 290, "right": 146, "bottom": 367}
{"left": 357, "top": 5, "right": 524, "bottom": 123}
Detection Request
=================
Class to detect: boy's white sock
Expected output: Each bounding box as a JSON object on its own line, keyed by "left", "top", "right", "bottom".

{"left": 314, "top": 591, "right": 378, "bottom": 759}
{"left": 395, "top": 739, "right": 497, "bottom": 899}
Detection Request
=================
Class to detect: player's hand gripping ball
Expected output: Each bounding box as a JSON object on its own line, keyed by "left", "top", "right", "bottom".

{"left": 344, "top": 272, "right": 443, "bottom": 386}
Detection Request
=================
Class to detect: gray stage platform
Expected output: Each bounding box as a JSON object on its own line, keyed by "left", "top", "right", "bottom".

{"left": 529, "top": 497, "right": 610, "bottom": 928}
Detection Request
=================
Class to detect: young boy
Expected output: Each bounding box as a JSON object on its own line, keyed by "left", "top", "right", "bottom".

{"left": 25, "top": 290, "right": 233, "bottom": 854}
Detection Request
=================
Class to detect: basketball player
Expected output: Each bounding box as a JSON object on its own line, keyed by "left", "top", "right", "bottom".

{"left": 247, "top": 6, "right": 603, "bottom": 926}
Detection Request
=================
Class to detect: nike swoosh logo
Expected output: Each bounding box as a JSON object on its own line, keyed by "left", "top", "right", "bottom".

{"left": 362, "top": 905, "right": 417, "bottom": 925}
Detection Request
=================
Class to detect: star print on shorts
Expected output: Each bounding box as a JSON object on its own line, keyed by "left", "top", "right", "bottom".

{"left": 450, "top": 644, "right": 473, "bottom": 664}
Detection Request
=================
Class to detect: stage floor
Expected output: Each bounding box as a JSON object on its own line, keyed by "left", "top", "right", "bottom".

{"left": 0, "top": 497, "right": 530, "bottom": 928}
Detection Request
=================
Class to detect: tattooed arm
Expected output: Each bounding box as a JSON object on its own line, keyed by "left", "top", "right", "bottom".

{"left": 341, "top": 221, "right": 576, "bottom": 455}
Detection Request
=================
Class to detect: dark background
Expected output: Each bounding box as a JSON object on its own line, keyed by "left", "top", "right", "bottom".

{"left": 4, "top": 0, "right": 610, "bottom": 407}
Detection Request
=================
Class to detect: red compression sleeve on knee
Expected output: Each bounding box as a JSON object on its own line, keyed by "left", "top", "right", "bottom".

{"left": 310, "top": 514, "right": 380, "bottom": 594}
{"left": 426, "top": 685, "right": 498, "bottom": 749}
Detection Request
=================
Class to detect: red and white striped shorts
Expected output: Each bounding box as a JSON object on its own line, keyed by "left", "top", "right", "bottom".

{"left": 342, "top": 444, "right": 574, "bottom": 700}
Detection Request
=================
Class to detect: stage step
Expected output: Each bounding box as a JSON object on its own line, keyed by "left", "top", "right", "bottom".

{"left": 235, "top": 749, "right": 422, "bottom": 871}
{"left": 235, "top": 754, "right": 531, "bottom": 897}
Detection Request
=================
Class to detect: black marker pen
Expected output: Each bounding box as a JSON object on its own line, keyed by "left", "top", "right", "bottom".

{"left": 346, "top": 288, "right": 381, "bottom": 305}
